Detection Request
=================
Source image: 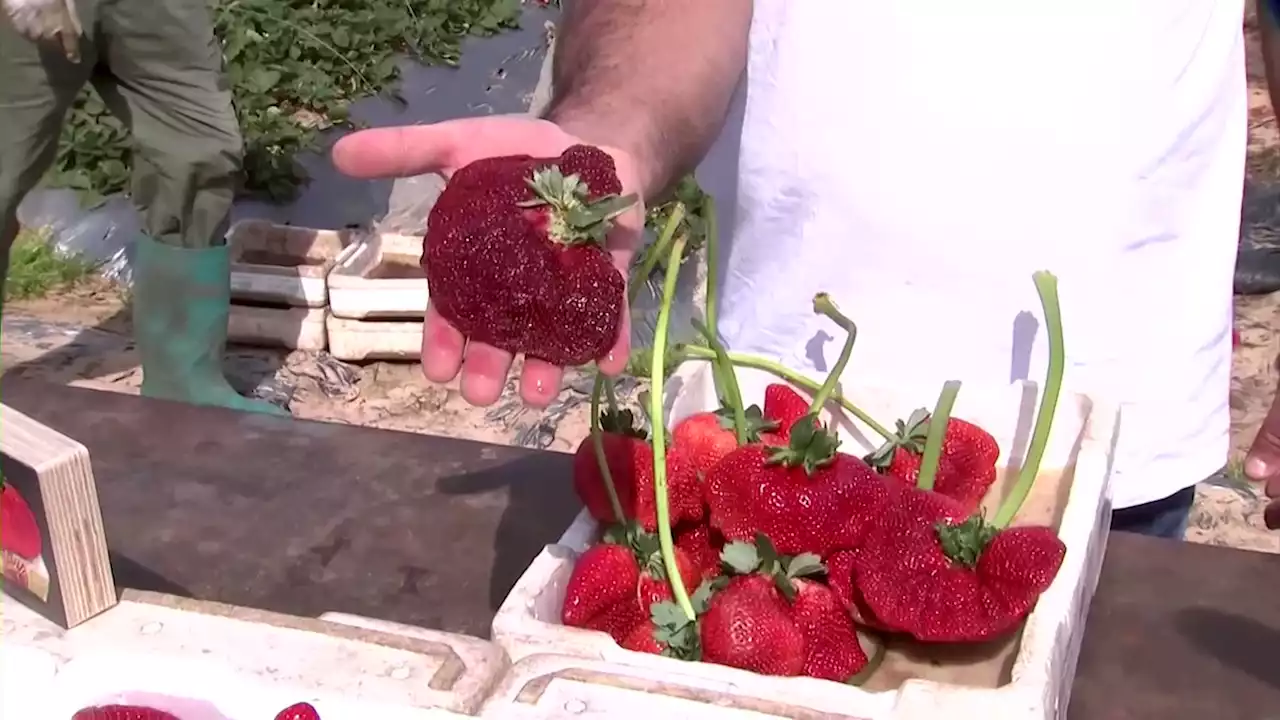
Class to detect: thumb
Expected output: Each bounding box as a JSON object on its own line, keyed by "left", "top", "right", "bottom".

{"left": 1245, "top": 393, "right": 1280, "bottom": 482}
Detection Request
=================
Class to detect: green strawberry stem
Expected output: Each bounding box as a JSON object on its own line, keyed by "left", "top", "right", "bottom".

{"left": 701, "top": 195, "right": 732, "bottom": 413}
{"left": 693, "top": 318, "right": 748, "bottom": 445}
{"left": 992, "top": 271, "right": 1065, "bottom": 529}
{"left": 651, "top": 232, "right": 697, "bottom": 621}
{"left": 589, "top": 375, "right": 628, "bottom": 525}
{"left": 603, "top": 376, "right": 621, "bottom": 415}
{"left": 628, "top": 203, "right": 685, "bottom": 305}
{"left": 916, "top": 381, "right": 961, "bottom": 492}
{"left": 674, "top": 345, "right": 894, "bottom": 441}
{"left": 807, "top": 293, "right": 858, "bottom": 414}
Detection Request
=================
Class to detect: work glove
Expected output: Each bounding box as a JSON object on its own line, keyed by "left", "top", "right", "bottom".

{"left": 2, "top": 0, "right": 83, "bottom": 62}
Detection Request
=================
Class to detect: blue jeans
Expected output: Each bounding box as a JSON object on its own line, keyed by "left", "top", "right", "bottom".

{"left": 1109, "top": 485, "right": 1197, "bottom": 540}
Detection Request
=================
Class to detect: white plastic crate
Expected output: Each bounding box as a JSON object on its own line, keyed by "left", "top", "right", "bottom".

{"left": 490, "top": 362, "right": 1120, "bottom": 720}
{"left": 327, "top": 233, "right": 429, "bottom": 320}
{"left": 227, "top": 220, "right": 359, "bottom": 308}
{"left": 326, "top": 315, "right": 423, "bottom": 361}
{"left": 227, "top": 304, "right": 328, "bottom": 351}
{"left": 1, "top": 590, "right": 505, "bottom": 720}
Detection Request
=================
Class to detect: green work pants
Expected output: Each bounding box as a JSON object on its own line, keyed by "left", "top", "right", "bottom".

{"left": 0, "top": 0, "right": 242, "bottom": 256}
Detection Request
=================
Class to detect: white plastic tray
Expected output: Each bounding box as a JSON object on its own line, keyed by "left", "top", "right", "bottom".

{"left": 327, "top": 234, "right": 429, "bottom": 320}
{"left": 227, "top": 220, "right": 359, "bottom": 308}
{"left": 490, "top": 362, "right": 1120, "bottom": 720}
{"left": 228, "top": 304, "right": 327, "bottom": 351}
{"left": 326, "top": 316, "right": 423, "bottom": 361}
{"left": 1, "top": 590, "right": 504, "bottom": 720}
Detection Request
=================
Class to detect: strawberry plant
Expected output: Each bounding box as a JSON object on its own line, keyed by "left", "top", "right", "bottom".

{"left": 47, "top": 0, "right": 523, "bottom": 203}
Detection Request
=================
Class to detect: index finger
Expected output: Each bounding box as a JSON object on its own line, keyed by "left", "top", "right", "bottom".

{"left": 331, "top": 124, "right": 464, "bottom": 179}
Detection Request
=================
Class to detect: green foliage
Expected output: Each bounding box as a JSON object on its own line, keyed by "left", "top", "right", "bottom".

{"left": 6, "top": 229, "right": 98, "bottom": 300}
{"left": 47, "top": 0, "right": 523, "bottom": 202}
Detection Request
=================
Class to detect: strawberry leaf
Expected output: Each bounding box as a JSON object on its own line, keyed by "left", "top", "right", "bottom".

{"left": 784, "top": 553, "right": 827, "bottom": 579}
{"left": 773, "top": 572, "right": 798, "bottom": 603}
{"left": 720, "top": 541, "right": 761, "bottom": 574}
{"left": 714, "top": 404, "right": 778, "bottom": 440}
{"left": 754, "top": 532, "right": 781, "bottom": 569}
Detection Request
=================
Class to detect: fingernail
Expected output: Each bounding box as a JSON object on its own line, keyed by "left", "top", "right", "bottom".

{"left": 1247, "top": 456, "right": 1270, "bottom": 480}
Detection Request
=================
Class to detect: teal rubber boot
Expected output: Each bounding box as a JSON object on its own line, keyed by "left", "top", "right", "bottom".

{"left": 132, "top": 235, "right": 289, "bottom": 416}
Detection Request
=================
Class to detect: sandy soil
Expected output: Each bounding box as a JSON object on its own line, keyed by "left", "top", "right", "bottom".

{"left": 6, "top": 11, "right": 1280, "bottom": 553}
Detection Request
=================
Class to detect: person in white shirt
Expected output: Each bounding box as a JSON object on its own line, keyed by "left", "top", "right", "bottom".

{"left": 1244, "top": 0, "right": 1280, "bottom": 530}
{"left": 332, "top": 0, "right": 1245, "bottom": 540}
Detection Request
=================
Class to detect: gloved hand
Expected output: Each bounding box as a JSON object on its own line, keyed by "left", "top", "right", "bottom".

{"left": 2, "top": 0, "right": 83, "bottom": 62}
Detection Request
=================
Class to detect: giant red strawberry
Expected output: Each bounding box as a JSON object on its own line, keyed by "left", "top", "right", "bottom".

{"left": 791, "top": 578, "right": 869, "bottom": 681}
{"left": 706, "top": 418, "right": 899, "bottom": 556}
{"left": 713, "top": 535, "right": 869, "bottom": 680}
{"left": 423, "top": 144, "right": 636, "bottom": 366}
{"left": 572, "top": 410, "right": 703, "bottom": 531}
{"left": 1, "top": 483, "right": 42, "bottom": 560}
{"left": 699, "top": 574, "right": 807, "bottom": 676}
{"left": 854, "top": 485, "right": 1066, "bottom": 642}
{"left": 867, "top": 409, "right": 999, "bottom": 514}
{"left": 562, "top": 533, "right": 699, "bottom": 644}
{"left": 72, "top": 706, "right": 179, "bottom": 720}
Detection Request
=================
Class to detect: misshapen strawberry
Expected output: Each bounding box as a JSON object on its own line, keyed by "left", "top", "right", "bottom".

{"left": 707, "top": 427, "right": 896, "bottom": 556}
{"left": 562, "top": 531, "right": 699, "bottom": 644}
{"left": 424, "top": 145, "right": 636, "bottom": 366}
{"left": 854, "top": 486, "right": 1065, "bottom": 642}
{"left": 72, "top": 707, "right": 179, "bottom": 720}
{"left": 699, "top": 574, "right": 807, "bottom": 676}
{"left": 572, "top": 409, "right": 703, "bottom": 531}
{"left": 791, "top": 578, "right": 870, "bottom": 681}
{"left": 1, "top": 483, "right": 42, "bottom": 560}
{"left": 708, "top": 294, "right": 902, "bottom": 556}
{"left": 854, "top": 270, "right": 1072, "bottom": 644}
{"left": 868, "top": 409, "right": 999, "bottom": 514}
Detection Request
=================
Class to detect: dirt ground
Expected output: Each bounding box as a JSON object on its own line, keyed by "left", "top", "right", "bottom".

{"left": 6, "top": 13, "right": 1280, "bottom": 552}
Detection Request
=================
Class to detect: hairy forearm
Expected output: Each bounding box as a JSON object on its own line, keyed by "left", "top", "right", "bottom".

{"left": 544, "top": 0, "right": 751, "bottom": 199}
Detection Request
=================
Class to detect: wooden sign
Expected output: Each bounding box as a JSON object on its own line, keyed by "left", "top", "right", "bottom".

{"left": 1, "top": 403, "right": 116, "bottom": 627}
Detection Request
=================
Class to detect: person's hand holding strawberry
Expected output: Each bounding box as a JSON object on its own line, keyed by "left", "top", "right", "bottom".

{"left": 332, "top": 116, "right": 646, "bottom": 408}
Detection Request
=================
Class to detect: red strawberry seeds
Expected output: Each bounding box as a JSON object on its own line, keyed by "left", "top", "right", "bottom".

{"left": 423, "top": 145, "right": 635, "bottom": 366}
{"left": 275, "top": 701, "right": 321, "bottom": 720}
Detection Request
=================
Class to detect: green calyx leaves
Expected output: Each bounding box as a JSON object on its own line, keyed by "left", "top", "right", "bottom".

{"left": 767, "top": 414, "right": 840, "bottom": 474}
{"left": 720, "top": 533, "right": 826, "bottom": 603}
{"left": 866, "top": 407, "right": 930, "bottom": 469}
{"left": 651, "top": 576, "right": 724, "bottom": 660}
{"left": 935, "top": 514, "right": 999, "bottom": 569}
{"left": 713, "top": 404, "right": 777, "bottom": 442}
{"left": 518, "top": 165, "right": 637, "bottom": 246}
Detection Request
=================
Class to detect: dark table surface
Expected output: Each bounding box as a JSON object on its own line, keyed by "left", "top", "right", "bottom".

{"left": 1, "top": 378, "right": 583, "bottom": 638}
{"left": 1069, "top": 530, "right": 1280, "bottom": 719}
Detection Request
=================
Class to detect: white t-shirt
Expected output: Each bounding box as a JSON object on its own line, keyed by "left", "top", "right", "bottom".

{"left": 695, "top": 0, "right": 1246, "bottom": 509}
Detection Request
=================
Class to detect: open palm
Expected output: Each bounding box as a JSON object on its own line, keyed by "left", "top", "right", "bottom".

{"left": 332, "top": 116, "right": 643, "bottom": 408}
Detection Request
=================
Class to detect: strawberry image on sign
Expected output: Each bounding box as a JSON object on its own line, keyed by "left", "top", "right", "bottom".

{"left": 423, "top": 144, "right": 636, "bottom": 366}
{"left": 1, "top": 482, "right": 43, "bottom": 560}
